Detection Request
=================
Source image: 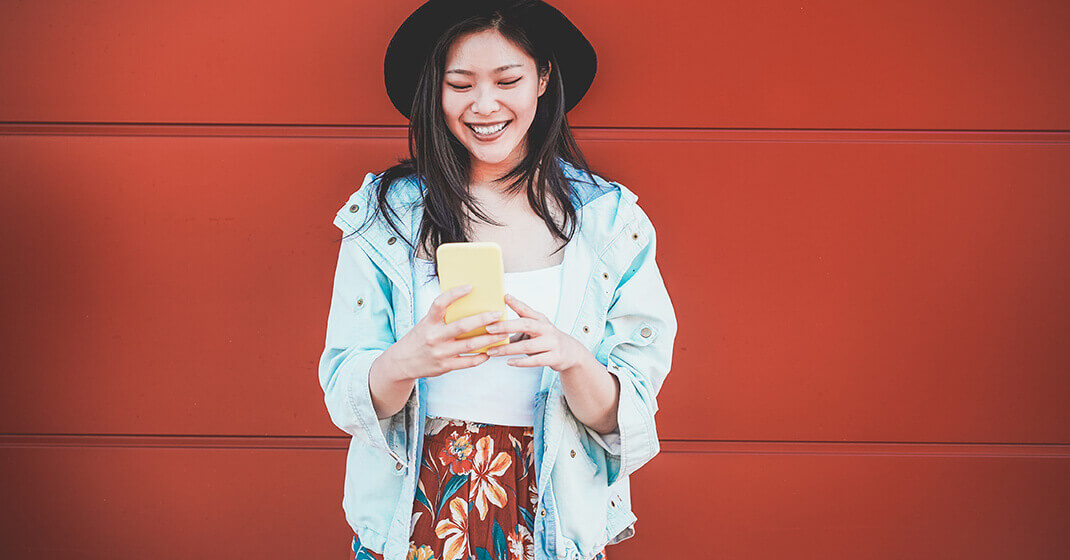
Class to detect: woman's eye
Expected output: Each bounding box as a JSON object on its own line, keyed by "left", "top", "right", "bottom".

{"left": 447, "top": 78, "right": 521, "bottom": 91}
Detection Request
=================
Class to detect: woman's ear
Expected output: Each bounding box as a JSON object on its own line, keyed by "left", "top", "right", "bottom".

{"left": 537, "top": 61, "right": 551, "bottom": 97}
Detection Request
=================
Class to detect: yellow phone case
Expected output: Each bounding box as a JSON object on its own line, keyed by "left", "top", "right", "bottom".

{"left": 436, "top": 241, "right": 509, "bottom": 354}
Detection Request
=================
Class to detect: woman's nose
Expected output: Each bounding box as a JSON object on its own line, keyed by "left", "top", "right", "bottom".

{"left": 472, "top": 87, "right": 501, "bottom": 115}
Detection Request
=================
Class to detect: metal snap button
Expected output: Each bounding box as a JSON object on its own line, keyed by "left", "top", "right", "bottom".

{"left": 631, "top": 232, "right": 639, "bottom": 240}
{"left": 348, "top": 203, "right": 359, "bottom": 213}
{"left": 540, "top": 508, "right": 546, "bottom": 516}
{"left": 602, "top": 272, "right": 609, "bottom": 279}
{"left": 387, "top": 237, "right": 397, "bottom": 245}
{"left": 570, "top": 449, "right": 576, "bottom": 458}
{"left": 610, "top": 500, "right": 615, "bottom": 507}
{"left": 582, "top": 325, "right": 589, "bottom": 333}
{"left": 395, "top": 461, "right": 403, "bottom": 471}
{"left": 356, "top": 298, "right": 364, "bottom": 307}
{"left": 640, "top": 327, "right": 652, "bottom": 338}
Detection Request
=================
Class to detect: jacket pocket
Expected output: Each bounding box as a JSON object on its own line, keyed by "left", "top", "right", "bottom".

{"left": 550, "top": 440, "right": 611, "bottom": 555}
{"left": 343, "top": 440, "right": 405, "bottom": 539}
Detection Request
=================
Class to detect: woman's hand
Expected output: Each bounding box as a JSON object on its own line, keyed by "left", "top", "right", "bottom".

{"left": 482, "top": 293, "right": 589, "bottom": 371}
{"left": 384, "top": 285, "right": 512, "bottom": 381}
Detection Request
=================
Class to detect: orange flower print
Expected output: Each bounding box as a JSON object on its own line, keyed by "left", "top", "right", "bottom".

{"left": 406, "top": 542, "right": 437, "bottom": 560}
{"left": 437, "top": 431, "right": 475, "bottom": 475}
{"left": 507, "top": 524, "right": 534, "bottom": 560}
{"left": 469, "top": 435, "right": 512, "bottom": 520}
{"left": 434, "top": 497, "right": 469, "bottom": 560}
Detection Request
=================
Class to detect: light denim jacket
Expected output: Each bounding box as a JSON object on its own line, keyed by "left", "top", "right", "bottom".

{"left": 318, "top": 158, "right": 678, "bottom": 560}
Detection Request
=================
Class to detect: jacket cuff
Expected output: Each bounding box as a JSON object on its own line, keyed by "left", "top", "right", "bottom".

{"left": 583, "top": 423, "right": 622, "bottom": 456}
{"left": 581, "top": 365, "right": 624, "bottom": 457}
{"left": 605, "top": 357, "right": 660, "bottom": 486}
{"left": 338, "top": 349, "right": 410, "bottom": 466}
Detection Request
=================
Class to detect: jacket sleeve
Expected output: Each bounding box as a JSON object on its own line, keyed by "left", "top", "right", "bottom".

{"left": 586, "top": 205, "right": 678, "bottom": 486}
{"left": 317, "top": 186, "right": 411, "bottom": 465}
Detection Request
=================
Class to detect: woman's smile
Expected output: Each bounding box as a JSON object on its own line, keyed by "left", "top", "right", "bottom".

{"left": 466, "top": 119, "right": 512, "bottom": 141}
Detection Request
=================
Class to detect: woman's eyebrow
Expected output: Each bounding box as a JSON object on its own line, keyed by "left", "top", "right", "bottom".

{"left": 446, "top": 63, "right": 523, "bottom": 76}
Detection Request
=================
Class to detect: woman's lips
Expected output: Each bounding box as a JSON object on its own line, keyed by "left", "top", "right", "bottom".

{"left": 466, "top": 120, "right": 511, "bottom": 141}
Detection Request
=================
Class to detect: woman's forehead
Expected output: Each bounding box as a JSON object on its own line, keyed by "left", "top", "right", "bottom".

{"left": 445, "top": 29, "right": 533, "bottom": 71}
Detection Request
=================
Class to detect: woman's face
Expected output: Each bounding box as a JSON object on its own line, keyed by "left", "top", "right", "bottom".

{"left": 441, "top": 28, "right": 548, "bottom": 172}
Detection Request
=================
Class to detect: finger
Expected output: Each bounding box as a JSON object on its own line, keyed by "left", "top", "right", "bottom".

{"left": 429, "top": 284, "right": 474, "bottom": 323}
{"left": 440, "top": 352, "right": 491, "bottom": 371}
{"left": 488, "top": 318, "right": 547, "bottom": 342}
{"left": 484, "top": 318, "right": 519, "bottom": 334}
{"left": 503, "top": 293, "right": 547, "bottom": 321}
{"left": 426, "top": 309, "right": 498, "bottom": 347}
{"left": 486, "top": 337, "right": 548, "bottom": 357}
{"left": 485, "top": 317, "right": 541, "bottom": 336}
{"left": 444, "top": 309, "right": 505, "bottom": 340}
{"left": 505, "top": 353, "right": 547, "bottom": 367}
{"left": 444, "top": 331, "right": 511, "bottom": 357}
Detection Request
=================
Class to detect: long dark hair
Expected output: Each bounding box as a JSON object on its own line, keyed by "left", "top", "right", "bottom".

{"left": 344, "top": 7, "right": 608, "bottom": 279}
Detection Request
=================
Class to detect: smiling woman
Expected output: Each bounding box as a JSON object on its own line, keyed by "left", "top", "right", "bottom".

{"left": 320, "top": 1, "right": 677, "bottom": 560}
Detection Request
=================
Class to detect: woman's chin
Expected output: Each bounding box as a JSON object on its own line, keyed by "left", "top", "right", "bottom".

{"left": 467, "top": 145, "right": 517, "bottom": 166}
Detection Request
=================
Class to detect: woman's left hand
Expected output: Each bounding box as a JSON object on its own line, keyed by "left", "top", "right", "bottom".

{"left": 483, "top": 293, "right": 588, "bottom": 371}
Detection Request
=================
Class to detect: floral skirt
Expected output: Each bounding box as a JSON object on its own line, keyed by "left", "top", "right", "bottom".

{"left": 350, "top": 415, "right": 607, "bottom": 560}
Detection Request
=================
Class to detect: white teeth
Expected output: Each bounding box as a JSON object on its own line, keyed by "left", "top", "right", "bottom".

{"left": 469, "top": 121, "right": 508, "bottom": 135}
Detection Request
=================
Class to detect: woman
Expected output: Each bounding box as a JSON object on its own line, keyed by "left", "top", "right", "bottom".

{"left": 320, "top": 1, "right": 678, "bottom": 559}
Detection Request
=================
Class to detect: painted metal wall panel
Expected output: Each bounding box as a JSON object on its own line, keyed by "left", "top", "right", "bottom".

{"left": 2, "top": 132, "right": 1066, "bottom": 444}
{"left": 0, "top": 442, "right": 1066, "bottom": 558}
{"left": 0, "top": 1, "right": 1067, "bottom": 128}
{"left": 1, "top": 0, "right": 1067, "bottom": 558}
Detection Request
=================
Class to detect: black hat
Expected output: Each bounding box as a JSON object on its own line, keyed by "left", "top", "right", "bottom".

{"left": 384, "top": 0, "right": 597, "bottom": 120}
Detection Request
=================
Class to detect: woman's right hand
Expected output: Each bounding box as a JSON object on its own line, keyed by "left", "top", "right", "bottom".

{"left": 385, "top": 284, "right": 509, "bottom": 381}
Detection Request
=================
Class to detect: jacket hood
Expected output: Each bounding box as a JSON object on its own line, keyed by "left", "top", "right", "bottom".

{"left": 334, "top": 157, "right": 641, "bottom": 249}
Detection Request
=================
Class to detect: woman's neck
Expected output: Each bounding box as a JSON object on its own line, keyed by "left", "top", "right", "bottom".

{"left": 467, "top": 140, "right": 533, "bottom": 190}
{"left": 468, "top": 159, "right": 540, "bottom": 200}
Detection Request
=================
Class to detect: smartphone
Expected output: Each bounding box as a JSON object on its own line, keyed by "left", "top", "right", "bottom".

{"left": 435, "top": 241, "right": 510, "bottom": 354}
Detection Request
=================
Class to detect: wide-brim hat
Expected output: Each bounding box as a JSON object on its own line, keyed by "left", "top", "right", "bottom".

{"left": 384, "top": 0, "right": 597, "bottom": 120}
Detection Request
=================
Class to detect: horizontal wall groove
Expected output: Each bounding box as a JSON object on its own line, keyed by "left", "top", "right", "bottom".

{"left": 658, "top": 441, "right": 1070, "bottom": 459}
{"left": 2, "top": 434, "right": 1068, "bottom": 457}
{"left": 1, "top": 123, "right": 1068, "bottom": 144}
{"left": 0, "top": 434, "right": 346, "bottom": 451}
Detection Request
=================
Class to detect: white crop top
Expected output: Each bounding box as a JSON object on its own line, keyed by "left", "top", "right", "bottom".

{"left": 413, "top": 257, "right": 563, "bottom": 427}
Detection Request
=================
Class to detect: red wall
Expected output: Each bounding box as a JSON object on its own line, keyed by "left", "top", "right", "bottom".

{"left": 1, "top": 1, "right": 1068, "bottom": 558}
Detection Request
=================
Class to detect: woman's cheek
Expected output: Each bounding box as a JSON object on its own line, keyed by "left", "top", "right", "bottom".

{"left": 441, "top": 91, "right": 463, "bottom": 116}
